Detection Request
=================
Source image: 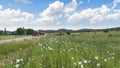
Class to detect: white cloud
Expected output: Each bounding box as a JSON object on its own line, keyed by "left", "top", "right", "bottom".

{"left": 111, "top": 3, "right": 117, "bottom": 10}
{"left": 0, "top": 5, "right": 3, "bottom": 9}
{"left": 1, "top": 0, "right": 120, "bottom": 31}
{"left": 67, "top": 9, "right": 93, "bottom": 22}
{"left": 99, "top": 5, "right": 110, "bottom": 14}
{"left": 89, "top": 15, "right": 104, "bottom": 23}
{"left": 112, "top": 0, "right": 120, "bottom": 9}
{"left": 64, "top": 0, "right": 77, "bottom": 13}
{"left": 67, "top": 5, "right": 110, "bottom": 23}
{"left": 36, "top": 1, "right": 64, "bottom": 23}
{"left": 36, "top": 0, "right": 78, "bottom": 23}
{"left": 79, "top": 1, "right": 83, "bottom": 5}
{"left": 114, "top": 0, "right": 120, "bottom": 2}
{"left": 106, "top": 10, "right": 120, "bottom": 20}
{"left": 0, "top": 8, "right": 34, "bottom": 24}
{"left": 67, "top": 4, "right": 120, "bottom": 24}
{"left": 89, "top": 5, "right": 110, "bottom": 23}
{"left": 15, "top": 0, "right": 32, "bottom": 4}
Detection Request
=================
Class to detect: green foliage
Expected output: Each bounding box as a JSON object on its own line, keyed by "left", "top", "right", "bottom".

{"left": 103, "top": 30, "right": 109, "bottom": 33}
{"left": 3, "top": 32, "right": 120, "bottom": 68}
{"left": 0, "top": 30, "right": 3, "bottom": 35}
{"left": 26, "top": 29, "right": 34, "bottom": 35}
{"left": 66, "top": 32, "right": 71, "bottom": 35}
{"left": 16, "top": 28, "right": 34, "bottom": 35}
{"left": 16, "top": 28, "right": 25, "bottom": 35}
{"left": 0, "top": 38, "right": 41, "bottom": 61}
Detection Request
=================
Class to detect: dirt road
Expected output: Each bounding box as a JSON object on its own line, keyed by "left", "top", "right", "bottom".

{"left": 0, "top": 36, "right": 40, "bottom": 44}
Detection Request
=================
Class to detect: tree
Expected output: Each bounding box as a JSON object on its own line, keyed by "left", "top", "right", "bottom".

{"left": 66, "top": 32, "right": 71, "bottom": 35}
{"left": 4, "top": 28, "right": 6, "bottom": 35}
{"left": 26, "top": 29, "right": 34, "bottom": 35}
{"left": 0, "top": 30, "right": 3, "bottom": 35}
{"left": 16, "top": 28, "right": 24, "bottom": 35}
{"left": 103, "top": 30, "right": 109, "bottom": 33}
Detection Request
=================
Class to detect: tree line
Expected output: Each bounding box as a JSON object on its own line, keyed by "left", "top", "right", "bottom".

{"left": 0, "top": 27, "right": 34, "bottom": 35}
{"left": 0, "top": 27, "right": 120, "bottom": 35}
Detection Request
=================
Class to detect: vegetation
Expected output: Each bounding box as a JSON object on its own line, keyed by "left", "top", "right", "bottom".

{"left": 0, "top": 27, "right": 34, "bottom": 35}
{"left": 16, "top": 28, "right": 34, "bottom": 35}
{"left": 2, "top": 31, "right": 120, "bottom": 68}
{"left": 103, "top": 30, "right": 109, "bottom": 33}
{"left": 16, "top": 28, "right": 25, "bottom": 35}
{"left": 0, "top": 37, "right": 42, "bottom": 67}
{"left": 66, "top": 32, "right": 71, "bottom": 35}
{"left": 0, "top": 35, "right": 27, "bottom": 40}
{"left": 0, "top": 27, "right": 120, "bottom": 35}
{"left": 26, "top": 29, "right": 34, "bottom": 35}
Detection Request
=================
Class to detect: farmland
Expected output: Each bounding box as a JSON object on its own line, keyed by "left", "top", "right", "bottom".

{"left": 2, "top": 31, "right": 120, "bottom": 68}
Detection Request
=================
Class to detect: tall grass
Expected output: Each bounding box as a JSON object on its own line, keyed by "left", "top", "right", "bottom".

{"left": 0, "top": 37, "right": 42, "bottom": 66}
{"left": 3, "top": 32, "right": 120, "bottom": 68}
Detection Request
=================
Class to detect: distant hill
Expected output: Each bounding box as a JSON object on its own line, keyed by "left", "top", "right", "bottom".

{"left": 38, "top": 27, "right": 120, "bottom": 33}
{"left": 1, "top": 27, "right": 120, "bottom": 35}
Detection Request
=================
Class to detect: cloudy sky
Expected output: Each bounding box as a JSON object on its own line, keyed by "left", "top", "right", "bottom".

{"left": 0, "top": 0, "right": 120, "bottom": 31}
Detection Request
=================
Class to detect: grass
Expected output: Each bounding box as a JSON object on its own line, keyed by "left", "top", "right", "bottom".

{"left": 0, "top": 36, "right": 42, "bottom": 67}
{"left": 2, "top": 31, "right": 120, "bottom": 68}
{"left": 0, "top": 35, "right": 28, "bottom": 40}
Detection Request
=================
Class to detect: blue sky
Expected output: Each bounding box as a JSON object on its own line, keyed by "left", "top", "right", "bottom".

{"left": 0, "top": 0, "right": 120, "bottom": 31}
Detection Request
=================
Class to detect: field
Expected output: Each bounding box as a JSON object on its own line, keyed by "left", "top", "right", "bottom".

{"left": 0, "top": 37, "right": 42, "bottom": 68}
{"left": 0, "top": 35, "right": 27, "bottom": 40}
{"left": 2, "top": 31, "right": 120, "bottom": 68}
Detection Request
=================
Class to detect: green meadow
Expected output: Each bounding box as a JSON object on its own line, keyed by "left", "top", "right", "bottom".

{"left": 1, "top": 31, "right": 120, "bottom": 68}
{"left": 0, "top": 37, "right": 41, "bottom": 68}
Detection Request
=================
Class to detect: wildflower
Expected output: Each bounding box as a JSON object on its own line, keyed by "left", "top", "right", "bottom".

{"left": 10, "top": 61, "right": 13, "bottom": 64}
{"left": 39, "top": 43, "right": 42, "bottom": 46}
{"left": 16, "top": 59, "right": 21, "bottom": 63}
{"left": 16, "top": 58, "right": 23, "bottom": 63}
{"left": 111, "top": 56, "right": 114, "bottom": 59}
{"left": 74, "top": 63, "right": 77, "bottom": 65}
{"left": 20, "top": 59, "right": 23, "bottom": 61}
{"left": 83, "top": 60, "right": 88, "bottom": 63}
{"left": 78, "top": 61, "right": 82, "bottom": 65}
{"left": 81, "top": 64, "right": 84, "bottom": 68}
{"left": 28, "top": 58, "right": 32, "bottom": 60}
{"left": 87, "top": 59, "right": 91, "bottom": 63}
{"left": 104, "top": 59, "right": 107, "bottom": 62}
{"left": 109, "top": 53, "right": 115, "bottom": 56}
{"left": 97, "top": 63, "right": 101, "bottom": 67}
{"left": 1, "top": 62, "right": 4, "bottom": 66}
{"left": 9, "top": 52, "right": 14, "bottom": 57}
{"left": 48, "top": 46, "right": 53, "bottom": 50}
{"left": 112, "top": 53, "right": 115, "bottom": 55}
{"left": 15, "top": 64, "right": 20, "bottom": 68}
{"left": 107, "top": 51, "right": 109, "bottom": 54}
{"left": 72, "top": 57, "right": 74, "bottom": 60}
{"left": 49, "top": 47, "right": 53, "bottom": 50}
{"left": 95, "top": 56, "right": 99, "bottom": 60}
